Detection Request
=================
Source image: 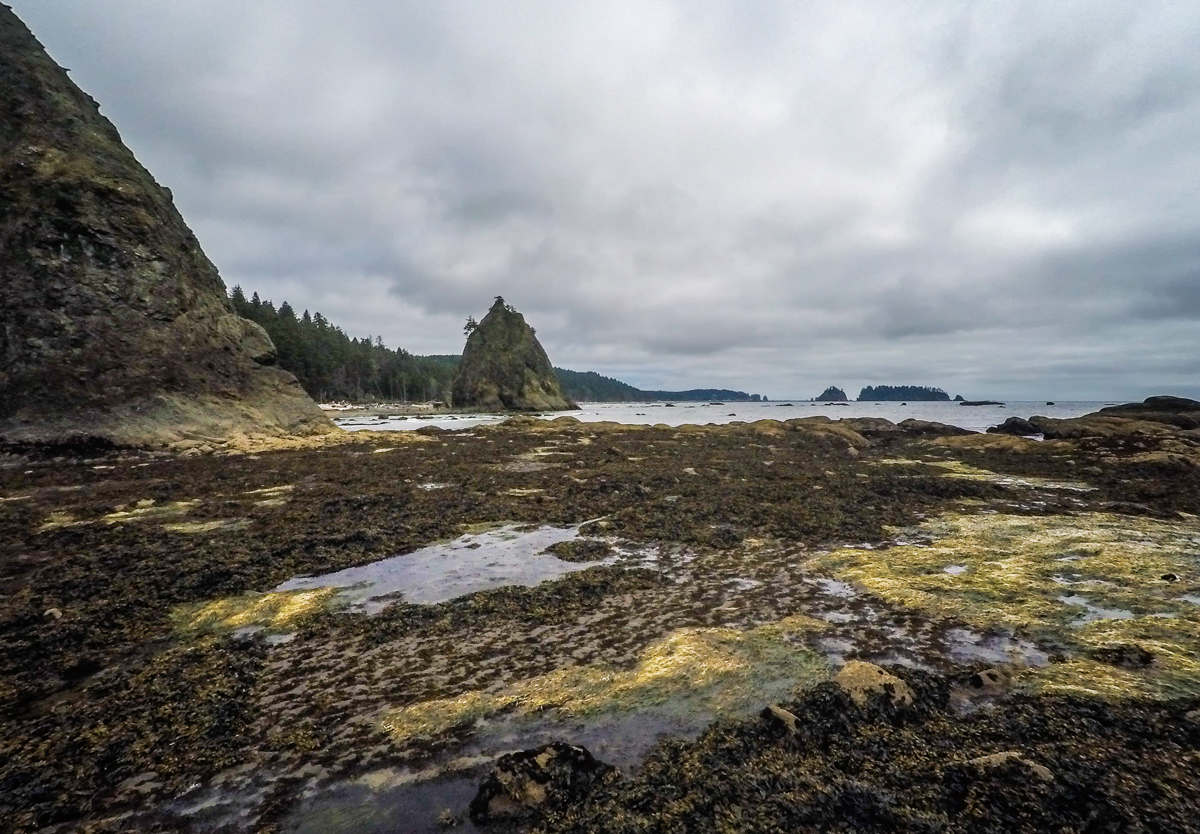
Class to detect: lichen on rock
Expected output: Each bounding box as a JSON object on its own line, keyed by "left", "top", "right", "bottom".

{"left": 451, "top": 297, "right": 578, "bottom": 411}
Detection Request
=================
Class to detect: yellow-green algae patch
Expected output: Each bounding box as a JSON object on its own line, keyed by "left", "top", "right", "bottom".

{"left": 811, "top": 511, "right": 1200, "bottom": 698}
{"left": 875, "top": 457, "right": 1094, "bottom": 491}
{"left": 103, "top": 499, "right": 201, "bottom": 523}
{"left": 172, "top": 588, "right": 339, "bottom": 636}
{"left": 380, "top": 615, "right": 829, "bottom": 743}
{"left": 162, "top": 518, "right": 252, "bottom": 534}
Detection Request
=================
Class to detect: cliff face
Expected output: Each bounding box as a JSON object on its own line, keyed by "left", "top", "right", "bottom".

{"left": 451, "top": 298, "right": 578, "bottom": 411}
{"left": 0, "top": 6, "right": 332, "bottom": 446}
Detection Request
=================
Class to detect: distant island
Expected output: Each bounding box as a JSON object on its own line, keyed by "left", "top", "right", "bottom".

{"left": 639, "top": 389, "right": 764, "bottom": 402}
{"left": 858, "top": 385, "right": 952, "bottom": 402}
{"left": 814, "top": 386, "right": 849, "bottom": 402}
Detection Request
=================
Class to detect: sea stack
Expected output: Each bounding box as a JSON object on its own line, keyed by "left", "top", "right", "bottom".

{"left": 0, "top": 7, "right": 331, "bottom": 446}
{"left": 815, "top": 386, "right": 849, "bottom": 402}
{"left": 451, "top": 297, "right": 578, "bottom": 411}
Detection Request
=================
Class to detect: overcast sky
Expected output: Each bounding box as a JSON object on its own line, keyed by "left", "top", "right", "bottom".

{"left": 12, "top": 1, "right": 1200, "bottom": 399}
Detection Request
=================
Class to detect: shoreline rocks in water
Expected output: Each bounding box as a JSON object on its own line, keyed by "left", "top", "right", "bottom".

{"left": 0, "top": 7, "right": 332, "bottom": 448}
{"left": 451, "top": 297, "right": 579, "bottom": 412}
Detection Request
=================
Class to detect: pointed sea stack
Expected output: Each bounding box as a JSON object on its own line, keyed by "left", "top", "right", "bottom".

{"left": 451, "top": 298, "right": 578, "bottom": 411}
{"left": 0, "top": 7, "right": 332, "bottom": 446}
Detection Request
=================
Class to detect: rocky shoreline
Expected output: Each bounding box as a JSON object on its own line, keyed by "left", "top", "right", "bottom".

{"left": 2, "top": 401, "right": 1200, "bottom": 832}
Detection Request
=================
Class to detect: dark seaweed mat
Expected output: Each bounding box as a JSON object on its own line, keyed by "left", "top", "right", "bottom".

{"left": 0, "top": 419, "right": 1183, "bottom": 832}
{"left": 538, "top": 667, "right": 1200, "bottom": 834}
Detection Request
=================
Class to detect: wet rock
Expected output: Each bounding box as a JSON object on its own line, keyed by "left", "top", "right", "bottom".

{"left": 1162, "top": 573, "right": 1180, "bottom": 582}
{"left": 964, "top": 751, "right": 1054, "bottom": 782}
{"left": 1097, "top": 396, "right": 1200, "bottom": 429}
{"left": 469, "top": 742, "right": 617, "bottom": 825}
{"left": 987, "top": 416, "right": 1040, "bottom": 437}
{"left": 898, "top": 419, "right": 973, "bottom": 437}
{"left": 43, "top": 607, "right": 62, "bottom": 621}
{"left": 834, "top": 661, "right": 915, "bottom": 708}
{"left": 841, "top": 417, "right": 900, "bottom": 435}
{"left": 451, "top": 297, "right": 578, "bottom": 412}
{"left": 1090, "top": 643, "right": 1156, "bottom": 668}
{"left": 0, "top": 7, "right": 331, "bottom": 447}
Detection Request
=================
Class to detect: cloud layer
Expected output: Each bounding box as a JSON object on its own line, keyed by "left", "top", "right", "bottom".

{"left": 13, "top": 0, "right": 1200, "bottom": 398}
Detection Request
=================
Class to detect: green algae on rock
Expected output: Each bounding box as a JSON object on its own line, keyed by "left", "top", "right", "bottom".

{"left": 451, "top": 297, "right": 578, "bottom": 411}
{"left": 380, "top": 615, "right": 829, "bottom": 743}
{"left": 811, "top": 511, "right": 1200, "bottom": 698}
{"left": 0, "top": 6, "right": 332, "bottom": 447}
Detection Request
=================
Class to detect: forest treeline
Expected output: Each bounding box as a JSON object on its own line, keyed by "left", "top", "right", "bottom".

{"left": 230, "top": 288, "right": 455, "bottom": 401}
{"left": 230, "top": 288, "right": 759, "bottom": 403}
{"left": 858, "top": 385, "right": 953, "bottom": 401}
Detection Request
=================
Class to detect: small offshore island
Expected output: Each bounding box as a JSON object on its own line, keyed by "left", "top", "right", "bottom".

{"left": 3, "top": 8, "right": 1200, "bottom": 834}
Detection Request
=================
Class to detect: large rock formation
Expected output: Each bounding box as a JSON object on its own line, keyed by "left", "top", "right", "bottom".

{"left": 451, "top": 298, "right": 578, "bottom": 411}
{"left": 815, "top": 386, "right": 849, "bottom": 402}
{"left": 0, "top": 6, "right": 332, "bottom": 447}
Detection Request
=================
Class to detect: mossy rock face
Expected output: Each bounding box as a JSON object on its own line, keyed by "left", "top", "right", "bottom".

{"left": 451, "top": 298, "right": 578, "bottom": 411}
{"left": 0, "top": 7, "right": 331, "bottom": 446}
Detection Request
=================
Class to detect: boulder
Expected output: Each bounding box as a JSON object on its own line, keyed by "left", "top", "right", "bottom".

{"left": 451, "top": 298, "right": 578, "bottom": 412}
{"left": 840, "top": 417, "right": 900, "bottom": 435}
{"left": 834, "top": 661, "right": 915, "bottom": 708}
{"left": 1095, "top": 396, "right": 1200, "bottom": 430}
{"left": 897, "top": 419, "right": 973, "bottom": 437}
{"left": 963, "top": 751, "right": 1054, "bottom": 783}
{"left": 469, "top": 742, "right": 616, "bottom": 825}
{"left": 0, "top": 7, "right": 332, "bottom": 447}
{"left": 987, "top": 416, "right": 1040, "bottom": 437}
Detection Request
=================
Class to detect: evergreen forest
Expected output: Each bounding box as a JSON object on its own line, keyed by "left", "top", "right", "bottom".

{"left": 858, "top": 385, "right": 952, "bottom": 401}
{"left": 230, "top": 287, "right": 454, "bottom": 402}
{"left": 229, "top": 288, "right": 760, "bottom": 404}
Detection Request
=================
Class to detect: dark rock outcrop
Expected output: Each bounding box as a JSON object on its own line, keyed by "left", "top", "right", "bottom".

{"left": 469, "top": 742, "right": 616, "bottom": 825}
{"left": 0, "top": 7, "right": 331, "bottom": 446}
{"left": 1095, "top": 396, "right": 1200, "bottom": 430}
{"left": 451, "top": 298, "right": 578, "bottom": 411}
{"left": 898, "top": 418, "right": 973, "bottom": 437}
{"left": 987, "top": 416, "right": 1040, "bottom": 437}
{"left": 815, "top": 386, "right": 849, "bottom": 402}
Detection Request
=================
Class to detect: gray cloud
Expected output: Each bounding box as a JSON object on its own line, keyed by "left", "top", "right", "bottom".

{"left": 11, "top": 0, "right": 1200, "bottom": 399}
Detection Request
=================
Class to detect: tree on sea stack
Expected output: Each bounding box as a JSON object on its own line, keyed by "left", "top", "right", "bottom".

{"left": 450, "top": 298, "right": 578, "bottom": 411}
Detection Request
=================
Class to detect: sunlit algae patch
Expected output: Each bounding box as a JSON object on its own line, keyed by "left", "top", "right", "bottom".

{"left": 811, "top": 511, "right": 1200, "bottom": 699}
{"left": 379, "top": 615, "right": 829, "bottom": 742}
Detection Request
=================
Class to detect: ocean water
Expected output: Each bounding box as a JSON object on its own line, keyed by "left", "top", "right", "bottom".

{"left": 335, "top": 400, "right": 1113, "bottom": 434}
